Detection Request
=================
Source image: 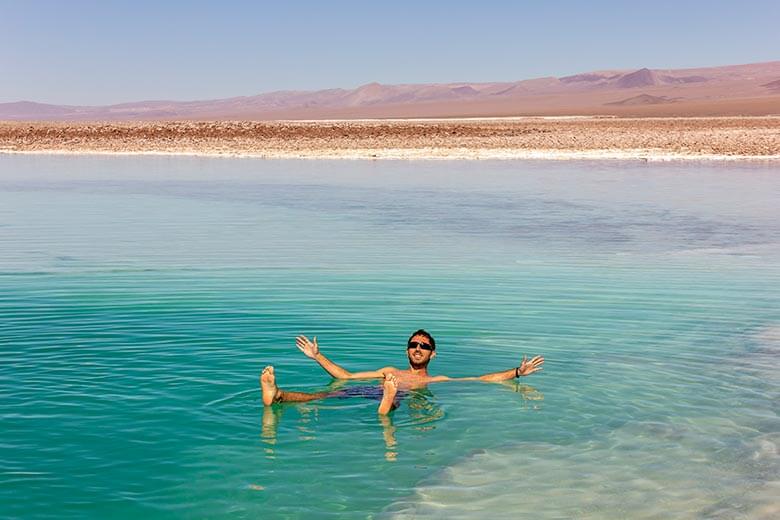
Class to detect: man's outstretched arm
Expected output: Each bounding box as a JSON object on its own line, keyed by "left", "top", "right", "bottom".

{"left": 432, "top": 355, "right": 544, "bottom": 383}
{"left": 296, "top": 335, "right": 392, "bottom": 380}
{"left": 475, "top": 354, "right": 543, "bottom": 381}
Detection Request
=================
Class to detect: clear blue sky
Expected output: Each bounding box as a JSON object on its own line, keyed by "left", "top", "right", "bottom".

{"left": 2, "top": 0, "right": 778, "bottom": 105}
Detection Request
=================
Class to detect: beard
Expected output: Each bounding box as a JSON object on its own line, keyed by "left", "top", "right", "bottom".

{"left": 408, "top": 355, "right": 430, "bottom": 370}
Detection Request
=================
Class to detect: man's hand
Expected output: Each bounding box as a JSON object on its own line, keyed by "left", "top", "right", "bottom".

{"left": 517, "top": 355, "right": 544, "bottom": 376}
{"left": 296, "top": 335, "right": 319, "bottom": 359}
{"left": 295, "top": 336, "right": 384, "bottom": 379}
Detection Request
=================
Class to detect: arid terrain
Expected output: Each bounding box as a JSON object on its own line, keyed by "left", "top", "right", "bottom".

{"left": 1, "top": 61, "right": 779, "bottom": 121}
{"left": 2, "top": 60, "right": 778, "bottom": 160}
{"left": 1, "top": 117, "right": 778, "bottom": 160}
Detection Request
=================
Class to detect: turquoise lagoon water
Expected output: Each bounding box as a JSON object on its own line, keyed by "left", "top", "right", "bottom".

{"left": 1, "top": 155, "right": 778, "bottom": 519}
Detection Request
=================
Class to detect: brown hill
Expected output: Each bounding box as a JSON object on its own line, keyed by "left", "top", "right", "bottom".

{"left": 761, "top": 79, "right": 780, "bottom": 91}
{"left": 2, "top": 60, "right": 779, "bottom": 120}
{"left": 615, "top": 68, "right": 660, "bottom": 88}
{"left": 605, "top": 94, "right": 679, "bottom": 106}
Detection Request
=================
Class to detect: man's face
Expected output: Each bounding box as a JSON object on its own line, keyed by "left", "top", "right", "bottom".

{"left": 407, "top": 334, "right": 436, "bottom": 368}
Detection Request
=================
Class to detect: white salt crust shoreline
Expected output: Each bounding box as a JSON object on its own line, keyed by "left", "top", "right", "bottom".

{"left": 2, "top": 148, "right": 780, "bottom": 162}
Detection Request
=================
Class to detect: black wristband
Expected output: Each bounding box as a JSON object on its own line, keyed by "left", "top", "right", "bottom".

{"left": 515, "top": 366, "right": 520, "bottom": 378}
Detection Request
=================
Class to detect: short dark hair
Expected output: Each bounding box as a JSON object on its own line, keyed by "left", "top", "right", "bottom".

{"left": 408, "top": 329, "right": 435, "bottom": 350}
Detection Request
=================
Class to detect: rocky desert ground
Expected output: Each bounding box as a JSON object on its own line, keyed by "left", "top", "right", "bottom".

{"left": 1, "top": 117, "right": 778, "bottom": 160}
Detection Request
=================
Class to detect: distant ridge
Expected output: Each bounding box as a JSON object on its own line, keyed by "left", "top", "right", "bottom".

{"left": 2, "top": 60, "right": 779, "bottom": 120}
{"left": 605, "top": 94, "right": 679, "bottom": 106}
{"left": 616, "top": 68, "right": 660, "bottom": 88}
{"left": 761, "top": 79, "right": 780, "bottom": 91}
{"left": 559, "top": 73, "right": 613, "bottom": 84}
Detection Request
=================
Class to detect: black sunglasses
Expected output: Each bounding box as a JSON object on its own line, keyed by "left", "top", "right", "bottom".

{"left": 407, "top": 340, "right": 434, "bottom": 351}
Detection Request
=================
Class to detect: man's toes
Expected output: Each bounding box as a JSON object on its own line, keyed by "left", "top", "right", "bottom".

{"left": 260, "top": 367, "right": 277, "bottom": 389}
{"left": 260, "top": 367, "right": 279, "bottom": 405}
{"left": 384, "top": 374, "right": 398, "bottom": 391}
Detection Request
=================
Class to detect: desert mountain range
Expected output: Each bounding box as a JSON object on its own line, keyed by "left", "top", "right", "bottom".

{"left": 2, "top": 61, "right": 779, "bottom": 120}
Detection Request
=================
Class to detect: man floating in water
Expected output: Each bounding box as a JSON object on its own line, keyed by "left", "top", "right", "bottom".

{"left": 260, "top": 329, "right": 544, "bottom": 414}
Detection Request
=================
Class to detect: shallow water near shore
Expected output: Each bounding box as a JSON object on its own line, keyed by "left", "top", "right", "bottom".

{"left": 1, "top": 155, "right": 779, "bottom": 519}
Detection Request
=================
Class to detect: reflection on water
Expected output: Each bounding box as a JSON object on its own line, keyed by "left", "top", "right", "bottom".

{"left": 259, "top": 383, "right": 488, "bottom": 463}
{"left": 499, "top": 381, "right": 544, "bottom": 410}
{"left": 379, "top": 414, "right": 398, "bottom": 462}
{"left": 406, "top": 388, "right": 446, "bottom": 430}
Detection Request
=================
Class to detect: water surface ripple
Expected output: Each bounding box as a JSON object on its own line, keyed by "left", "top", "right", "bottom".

{"left": 1, "top": 156, "right": 778, "bottom": 519}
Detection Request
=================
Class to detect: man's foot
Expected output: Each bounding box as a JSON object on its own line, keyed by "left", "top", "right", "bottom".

{"left": 378, "top": 373, "right": 399, "bottom": 415}
{"left": 260, "top": 365, "right": 280, "bottom": 406}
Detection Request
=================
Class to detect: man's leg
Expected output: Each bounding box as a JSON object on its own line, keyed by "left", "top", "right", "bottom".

{"left": 260, "top": 366, "right": 332, "bottom": 405}
{"left": 378, "top": 373, "right": 399, "bottom": 415}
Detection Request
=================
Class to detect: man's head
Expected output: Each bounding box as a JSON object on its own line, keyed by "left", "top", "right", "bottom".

{"left": 406, "top": 329, "right": 436, "bottom": 369}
